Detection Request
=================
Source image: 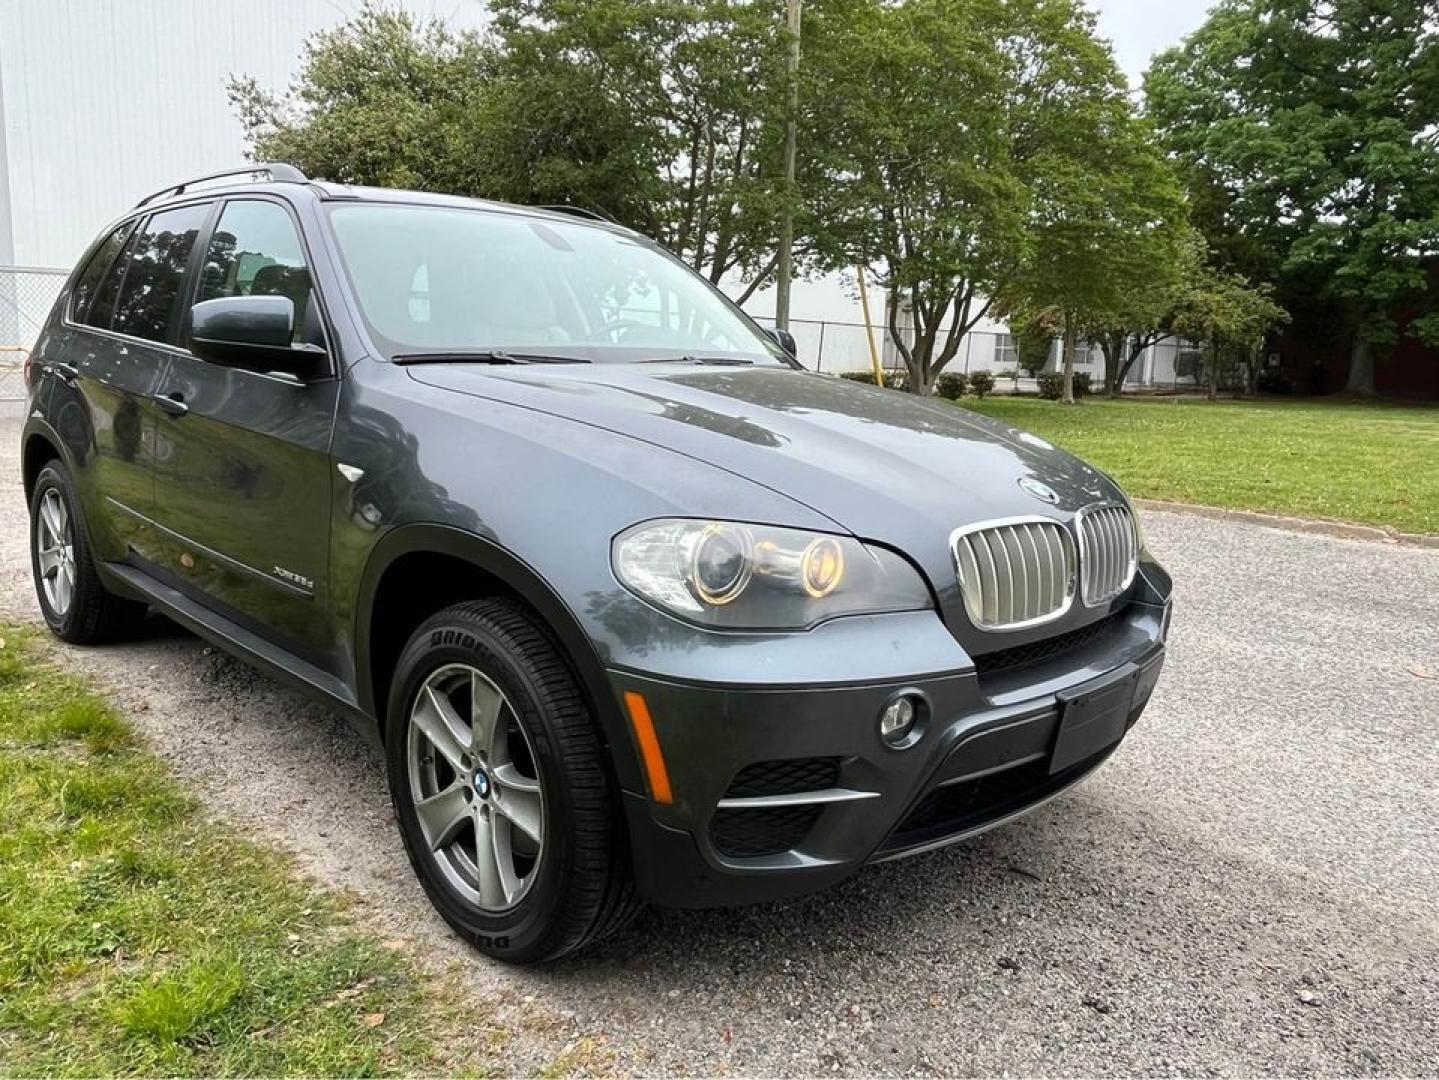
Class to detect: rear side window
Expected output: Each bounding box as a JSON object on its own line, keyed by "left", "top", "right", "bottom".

{"left": 197, "top": 200, "right": 313, "bottom": 344}
{"left": 69, "top": 220, "right": 136, "bottom": 323}
{"left": 109, "top": 203, "right": 211, "bottom": 344}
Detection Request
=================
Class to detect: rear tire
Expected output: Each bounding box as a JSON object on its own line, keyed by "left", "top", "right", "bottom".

{"left": 385, "top": 598, "right": 640, "bottom": 963}
{"left": 29, "top": 461, "right": 146, "bottom": 644}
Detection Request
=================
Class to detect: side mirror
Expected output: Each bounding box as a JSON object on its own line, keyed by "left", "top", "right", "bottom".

{"left": 190, "top": 295, "right": 325, "bottom": 377}
{"left": 764, "top": 326, "right": 798, "bottom": 359}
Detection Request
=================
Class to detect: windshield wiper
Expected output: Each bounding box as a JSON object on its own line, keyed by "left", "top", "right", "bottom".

{"left": 639, "top": 355, "right": 756, "bottom": 366}
{"left": 392, "top": 350, "right": 591, "bottom": 366}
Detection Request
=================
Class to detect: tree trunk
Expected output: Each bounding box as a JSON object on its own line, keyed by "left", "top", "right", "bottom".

{"left": 1118, "top": 336, "right": 1156, "bottom": 390}
{"left": 1103, "top": 333, "right": 1124, "bottom": 398}
{"left": 1207, "top": 343, "right": 1220, "bottom": 401}
{"left": 1061, "top": 314, "right": 1078, "bottom": 405}
{"left": 1344, "top": 333, "right": 1375, "bottom": 397}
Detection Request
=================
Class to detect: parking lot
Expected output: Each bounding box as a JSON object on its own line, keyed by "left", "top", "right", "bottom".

{"left": 1, "top": 407, "right": 1435, "bottom": 1076}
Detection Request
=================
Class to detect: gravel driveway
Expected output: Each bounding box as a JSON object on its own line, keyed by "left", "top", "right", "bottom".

{"left": 3, "top": 405, "right": 1436, "bottom": 1076}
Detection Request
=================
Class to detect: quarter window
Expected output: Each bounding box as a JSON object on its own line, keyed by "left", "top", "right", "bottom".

{"left": 198, "top": 200, "right": 313, "bottom": 344}
{"left": 109, "top": 203, "right": 211, "bottom": 343}
{"left": 70, "top": 221, "right": 136, "bottom": 323}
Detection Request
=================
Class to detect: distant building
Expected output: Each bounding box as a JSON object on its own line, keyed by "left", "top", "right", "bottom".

{"left": 0, "top": 0, "right": 486, "bottom": 269}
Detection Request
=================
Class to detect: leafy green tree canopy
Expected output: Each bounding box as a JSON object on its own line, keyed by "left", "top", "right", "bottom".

{"left": 229, "top": 9, "right": 495, "bottom": 194}
{"left": 992, "top": 6, "right": 1189, "bottom": 404}
{"left": 1145, "top": 0, "right": 1439, "bottom": 394}
{"left": 810, "top": 0, "right": 1185, "bottom": 396}
{"left": 231, "top": 2, "right": 808, "bottom": 301}
{"left": 1174, "top": 261, "right": 1290, "bottom": 398}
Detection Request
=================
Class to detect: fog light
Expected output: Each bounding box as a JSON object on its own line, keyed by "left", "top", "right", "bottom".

{"left": 879, "top": 695, "right": 918, "bottom": 745}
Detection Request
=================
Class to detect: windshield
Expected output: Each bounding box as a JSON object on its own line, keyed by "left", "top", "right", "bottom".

{"left": 327, "top": 203, "right": 785, "bottom": 364}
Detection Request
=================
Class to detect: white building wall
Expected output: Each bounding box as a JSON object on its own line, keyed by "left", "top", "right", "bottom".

{"left": 731, "top": 268, "right": 1016, "bottom": 375}
{"left": 0, "top": 0, "right": 487, "bottom": 269}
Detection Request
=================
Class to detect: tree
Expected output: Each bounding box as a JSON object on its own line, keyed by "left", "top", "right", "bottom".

{"left": 229, "top": 9, "right": 497, "bottom": 194}
{"left": 1089, "top": 230, "right": 1207, "bottom": 397}
{"left": 1173, "top": 264, "right": 1290, "bottom": 400}
{"left": 488, "top": 0, "right": 812, "bottom": 299}
{"left": 1003, "top": 99, "right": 1188, "bottom": 403}
{"left": 1015, "top": 314, "right": 1057, "bottom": 380}
{"left": 807, "top": 0, "right": 1160, "bottom": 396}
{"left": 231, "top": 1, "right": 814, "bottom": 303}
{"left": 1145, "top": 0, "right": 1439, "bottom": 396}
{"left": 803, "top": 0, "right": 1022, "bottom": 395}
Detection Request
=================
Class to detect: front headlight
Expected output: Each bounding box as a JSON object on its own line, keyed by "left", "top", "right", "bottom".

{"left": 613, "top": 519, "right": 933, "bottom": 629}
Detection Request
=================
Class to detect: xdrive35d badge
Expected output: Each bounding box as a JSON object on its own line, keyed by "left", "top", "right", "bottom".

{"left": 23, "top": 164, "right": 1172, "bottom": 962}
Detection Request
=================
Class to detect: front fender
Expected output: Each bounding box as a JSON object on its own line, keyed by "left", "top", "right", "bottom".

{"left": 351, "top": 522, "right": 645, "bottom": 795}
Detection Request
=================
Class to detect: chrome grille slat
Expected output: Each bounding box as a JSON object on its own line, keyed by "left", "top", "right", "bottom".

{"left": 951, "top": 518, "right": 1075, "bottom": 631}
{"left": 1113, "top": 512, "right": 1123, "bottom": 594}
{"left": 978, "top": 534, "right": 1000, "bottom": 625}
{"left": 1095, "top": 510, "right": 1109, "bottom": 600}
{"left": 1019, "top": 524, "right": 1042, "bottom": 616}
{"left": 1078, "top": 504, "right": 1138, "bottom": 606}
{"left": 1040, "top": 525, "right": 1059, "bottom": 610}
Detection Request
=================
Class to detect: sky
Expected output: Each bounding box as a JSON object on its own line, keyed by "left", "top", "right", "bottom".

{"left": 1088, "top": 0, "right": 1217, "bottom": 86}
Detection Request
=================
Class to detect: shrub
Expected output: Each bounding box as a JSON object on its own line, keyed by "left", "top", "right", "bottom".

{"left": 1036, "top": 371, "right": 1092, "bottom": 400}
{"left": 838, "top": 368, "right": 912, "bottom": 390}
{"left": 968, "top": 370, "right": 995, "bottom": 398}
{"left": 1256, "top": 366, "right": 1294, "bottom": 394}
{"left": 1016, "top": 323, "right": 1055, "bottom": 377}
{"left": 935, "top": 372, "right": 967, "bottom": 399}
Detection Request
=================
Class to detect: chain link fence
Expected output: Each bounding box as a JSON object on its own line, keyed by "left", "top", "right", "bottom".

{"left": 751, "top": 316, "right": 1205, "bottom": 393}
{"left": 0, "top": 266, "right": 66, "bottom": 400}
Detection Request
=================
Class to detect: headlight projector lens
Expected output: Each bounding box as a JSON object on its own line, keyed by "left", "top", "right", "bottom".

{"left": 691, "top": 524, "right": 753, "bottom": 605}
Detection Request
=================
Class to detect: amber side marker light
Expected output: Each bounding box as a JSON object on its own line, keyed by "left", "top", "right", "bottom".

{"left": 623, "top": 690, "right": 674, "bottom": 805}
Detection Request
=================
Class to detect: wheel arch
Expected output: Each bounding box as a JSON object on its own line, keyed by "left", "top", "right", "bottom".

{"left": 355, "top": 523, "right": 642, "bottom": 794}
{"left": 22, "top": 424, "right": 66, "bottom": 503}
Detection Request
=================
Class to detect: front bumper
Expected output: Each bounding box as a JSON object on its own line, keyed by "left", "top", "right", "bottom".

{"left": 612, "top": 598, "right": 1169, "bottom": 908}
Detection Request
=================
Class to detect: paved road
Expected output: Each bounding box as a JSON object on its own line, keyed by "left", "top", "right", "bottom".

{"left": 2, "top": 408, "right": 1436, "bottom": 1076}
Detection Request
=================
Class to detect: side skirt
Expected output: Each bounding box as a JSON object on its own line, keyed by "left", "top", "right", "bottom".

{"left": 99, "top": 560, "right": 380, "bottom": 745}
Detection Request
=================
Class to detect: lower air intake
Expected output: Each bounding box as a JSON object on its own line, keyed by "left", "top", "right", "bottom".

{"left": 709, "top": 757, "right": 841, "bottom": 858}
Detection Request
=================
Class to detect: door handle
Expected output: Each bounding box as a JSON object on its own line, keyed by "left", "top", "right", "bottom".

{"left": 51, "top": 362, "right": 80, "bottom": 383}
{"left": 154, "top": 391, "right": 189, "bottom": 417}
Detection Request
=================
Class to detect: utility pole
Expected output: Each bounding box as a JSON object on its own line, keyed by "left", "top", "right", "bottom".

{"left": 856, "top": 265, "right": 885, "bottom": 386}
{"left": 775, "top": 0, "right": 802, "bottom": 330}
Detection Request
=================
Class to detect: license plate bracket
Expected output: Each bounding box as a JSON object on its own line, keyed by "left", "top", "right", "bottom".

{"left": 1050, "top": 666, "right": 1138, "bottom": 775}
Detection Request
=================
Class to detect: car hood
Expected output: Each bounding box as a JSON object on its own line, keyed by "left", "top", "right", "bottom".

{"left": 407, "top": 363, "right": 1123, "bottom": 589}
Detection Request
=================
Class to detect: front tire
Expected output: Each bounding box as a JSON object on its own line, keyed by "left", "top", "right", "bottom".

{"left": 28, "top": 461, "right": 145, "bottom": 643}
{"left": 385, "top": 599, "right": 639, "bottom": 962}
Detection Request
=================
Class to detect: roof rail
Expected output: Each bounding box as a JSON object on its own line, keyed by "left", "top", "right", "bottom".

{"left": 134, "top": 163, "right": 309, "bottom": 209}
{"left": 536, "top": 203, "right": 618, "bottom": 225}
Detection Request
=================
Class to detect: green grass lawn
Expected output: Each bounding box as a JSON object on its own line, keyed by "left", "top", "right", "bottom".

{"left": 0, "top": 628, "right": 491, "bottom": 1076}
{"left": 956, "top": 396, "right": 1439, "bottom": 535}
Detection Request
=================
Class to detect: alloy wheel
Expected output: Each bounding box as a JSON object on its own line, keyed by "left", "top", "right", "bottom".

{"left": 36, "top": 488, "right": 77, "bottom": 617}
{"left": 406, "top": 663, "right": 545, "bottom": 911}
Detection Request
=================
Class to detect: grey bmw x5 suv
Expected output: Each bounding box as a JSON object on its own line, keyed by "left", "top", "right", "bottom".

{"left": 24, "top": 165, "right": 1171, "bottom": 962}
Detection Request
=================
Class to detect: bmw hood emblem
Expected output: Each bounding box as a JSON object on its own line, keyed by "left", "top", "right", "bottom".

{"left": 1018, "top": 476, "right": 1060, "bottom": 505}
